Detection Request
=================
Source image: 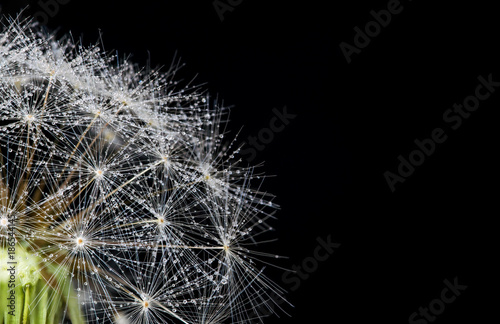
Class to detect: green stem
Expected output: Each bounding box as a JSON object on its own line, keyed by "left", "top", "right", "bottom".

{"left": 23, "top": 285, "right": 30, "bottom": 324}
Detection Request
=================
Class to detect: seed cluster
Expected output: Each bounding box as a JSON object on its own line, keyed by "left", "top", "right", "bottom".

{"left": 0, "top": 18, "right": 284, "bottom": 324}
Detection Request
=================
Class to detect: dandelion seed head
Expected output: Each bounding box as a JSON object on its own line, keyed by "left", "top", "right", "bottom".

{"left": 0, "top": 16, "right": 285, "bottom": 324}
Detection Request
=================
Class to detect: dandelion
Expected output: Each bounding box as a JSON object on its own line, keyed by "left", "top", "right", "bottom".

{"left": 0, "top": 16, "right": 285, "bottom": 324}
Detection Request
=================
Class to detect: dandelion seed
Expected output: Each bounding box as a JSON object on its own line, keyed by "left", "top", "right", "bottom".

{"left": 24, "top": 113, "right": 35, "bottom": 123}
{"left": 76, "top": 236, "right": 85, "bottom": 247}
{"left": 94, "top": 168, "right": 104, "bottom": 178}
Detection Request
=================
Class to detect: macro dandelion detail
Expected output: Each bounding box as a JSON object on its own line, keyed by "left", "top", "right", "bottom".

{"left": 0, "top": 17, "right": 285, "bottom": 324}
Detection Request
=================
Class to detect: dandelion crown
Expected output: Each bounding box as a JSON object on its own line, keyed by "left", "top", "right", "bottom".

{"left": 0, "top": 16, "right": 284, "bottom": 324}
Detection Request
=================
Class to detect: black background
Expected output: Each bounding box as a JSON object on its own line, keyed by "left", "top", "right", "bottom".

{"left": 1, "top": 0, "right": 498, "bottom": 323}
